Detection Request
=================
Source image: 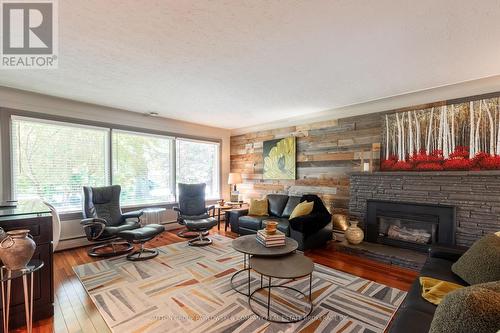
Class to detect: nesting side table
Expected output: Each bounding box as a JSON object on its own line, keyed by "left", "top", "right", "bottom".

{"left": 0, "top": 259, "right": 44, "bottom": 333}
{"left": 249, "top": 253, "right": 314, "bottom": 323}
{"left": 230, "top": 235, "right": 298, "bottom": 296}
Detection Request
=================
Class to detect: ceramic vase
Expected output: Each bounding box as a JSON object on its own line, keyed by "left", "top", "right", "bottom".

{"left": 0, "top": 229, "right": 36, "bottom": 270}
{"left": 345, "top": 220, "right": 364, "bottom": 245}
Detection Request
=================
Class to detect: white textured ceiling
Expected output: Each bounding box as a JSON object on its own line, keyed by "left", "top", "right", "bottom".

{"left": 1, "top": 0, "right": 500, "bottom": 129}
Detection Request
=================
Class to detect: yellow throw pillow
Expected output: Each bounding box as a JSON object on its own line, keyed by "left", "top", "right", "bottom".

{"left": 289, "top": 201, "right": 314, "bottom": 220}
{"left": 420, "top": 276, "right": 464, "bottom": 305}
{"left": 249, "top": 198, "right": 268, "bottom": 216}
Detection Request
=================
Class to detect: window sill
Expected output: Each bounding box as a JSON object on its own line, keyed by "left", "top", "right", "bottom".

{"left": 59, "top": 199, "right": 219, "bottom": 221}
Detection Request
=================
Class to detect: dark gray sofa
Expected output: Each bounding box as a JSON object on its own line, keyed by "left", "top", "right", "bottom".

{"left": 388, "top": 245, "right": 468, "bottom": 333}
{"left": 228, "top": 194, "right": 332, "bottom": 251}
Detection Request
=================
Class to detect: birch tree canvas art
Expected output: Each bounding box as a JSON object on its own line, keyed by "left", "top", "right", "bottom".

{"left": 381, "top": 96, "right": 500, "bottom": 171}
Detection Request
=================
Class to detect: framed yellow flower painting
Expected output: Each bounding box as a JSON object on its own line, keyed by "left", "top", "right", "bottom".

{"left": 263, "top": 136, "right": 296, "bottom": 179}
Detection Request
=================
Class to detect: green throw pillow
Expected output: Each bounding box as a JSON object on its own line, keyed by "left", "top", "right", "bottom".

{"left": 429, "top": 281, "right": 500, "bottom": 333}
{"left": 451, "top": 232, "right": 500, "bottom": 285}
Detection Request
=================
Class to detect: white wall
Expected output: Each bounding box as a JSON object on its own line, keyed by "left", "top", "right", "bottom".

{"left": 0, "top": 86, "right": 231, "bottom": 250}
{"left": 232, "top": 75, "right": 500, "bottom": 135}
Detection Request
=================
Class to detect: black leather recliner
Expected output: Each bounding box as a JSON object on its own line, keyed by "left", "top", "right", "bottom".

{"left": 229, "top": 194, "right": 332, "bottom": 250}
{"left": 174, "top": 183, "right": 217, "bottom": 246}
{"left": 80, "top": 185, "right": 143, "bottom": 257}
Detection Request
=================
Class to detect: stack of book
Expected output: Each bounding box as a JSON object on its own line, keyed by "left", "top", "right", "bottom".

{"left": 256, "top": 229, "right": 285, "bottom": 247}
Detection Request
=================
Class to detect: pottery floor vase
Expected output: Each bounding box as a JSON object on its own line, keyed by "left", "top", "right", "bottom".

{"left": 345, "top": 221, "right": 364, "bottom": 245}
{"left": 0, "top": 229, "right": 36, "bottom": 270}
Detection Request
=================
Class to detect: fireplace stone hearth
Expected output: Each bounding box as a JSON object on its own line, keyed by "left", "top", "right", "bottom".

{"left": 334, "top": 240, "right": 427, "bottom": 270}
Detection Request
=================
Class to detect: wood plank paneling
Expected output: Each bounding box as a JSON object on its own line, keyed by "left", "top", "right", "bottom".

{"left": 230, "top": 113, "right": 382, "bottom": 213}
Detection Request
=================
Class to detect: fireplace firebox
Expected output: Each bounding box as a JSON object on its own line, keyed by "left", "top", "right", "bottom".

{"left": 365, "top": 200, "right": 455, "bottom": 252}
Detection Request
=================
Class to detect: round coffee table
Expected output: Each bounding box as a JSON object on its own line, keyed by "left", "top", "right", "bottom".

{"left": 231, "top": 235, "right": 298, "bottom": 296}
{"left": 249, "top": 253, "right": 314, "bottom": 323}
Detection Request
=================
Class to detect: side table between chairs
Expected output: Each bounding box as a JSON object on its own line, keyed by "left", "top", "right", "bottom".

{"left": 0, "top": 259, "right": 44, "bottom": 333}
{"left": 213, "top": 204, "right": 232, "bottom": 231}
{"left": 214, "top": 202, "right": 247, "bottom": 231}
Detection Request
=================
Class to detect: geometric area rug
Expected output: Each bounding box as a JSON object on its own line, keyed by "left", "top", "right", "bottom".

{"left": 73, "top": 235, "right": 407, "bottom": 333}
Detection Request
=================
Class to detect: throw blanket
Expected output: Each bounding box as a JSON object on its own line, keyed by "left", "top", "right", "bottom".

{"left": 420, "top": 277, "right": 464, "bottom": 305}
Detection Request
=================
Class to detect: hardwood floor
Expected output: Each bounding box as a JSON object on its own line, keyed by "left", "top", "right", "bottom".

{"left": 20, "top": 223, "right": 418, "bottom": 333}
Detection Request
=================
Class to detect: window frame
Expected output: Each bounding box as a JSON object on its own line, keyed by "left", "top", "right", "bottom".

{"left": 0, "top": 108, "right": 222, "bottom": 216}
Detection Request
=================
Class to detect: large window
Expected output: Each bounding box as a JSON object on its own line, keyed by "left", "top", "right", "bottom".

{"left": 176, "top": 139, "right": 220, "bottom": 199}
{"left": 112, "top": 130, "right": 175, "bottom": 205}
{"left": 11, "top": 117, "right": 109, "bottom": 211}
{"left": 9, "top": 116, "right": 220, "bottom": 211}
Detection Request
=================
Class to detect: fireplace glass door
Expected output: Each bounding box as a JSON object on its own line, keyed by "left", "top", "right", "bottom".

{"left": 378, "top": 216, "right": 437, "bottom": 245}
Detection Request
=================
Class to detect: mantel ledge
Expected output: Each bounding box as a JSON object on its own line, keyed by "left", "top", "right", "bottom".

{"left": 349, "top": 170, "right": 500, "bottom": 177}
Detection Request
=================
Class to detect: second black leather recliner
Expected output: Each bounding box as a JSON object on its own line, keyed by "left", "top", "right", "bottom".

{"left": 174, "top": 183, "right": 217, "bottom": 246}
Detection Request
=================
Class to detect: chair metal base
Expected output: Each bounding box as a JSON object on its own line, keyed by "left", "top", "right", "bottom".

{"left": 87, "top": 240, "right": 134, "bottom": 257}
{"left": 188, "top": 233, "right": 213, "bottom": 246}
{"left": 177, "top": 228, "right": 209, "bottom": 239}
{"left": 126, "top": 244, "right": 159, "bottom": 261}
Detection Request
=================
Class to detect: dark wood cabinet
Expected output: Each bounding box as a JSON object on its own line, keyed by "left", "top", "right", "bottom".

{"left": 0, "top": 213, "right": 54, "bottom": 331}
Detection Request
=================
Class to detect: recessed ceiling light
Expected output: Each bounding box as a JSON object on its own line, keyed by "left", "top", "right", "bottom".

{"left": 145, "top": 111, "right": 159, "bottom": 117}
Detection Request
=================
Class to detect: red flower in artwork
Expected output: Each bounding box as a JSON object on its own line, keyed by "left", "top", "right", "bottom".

{"left": 410, "top": 149, "right": 444, "bottom": 164}
{"left": 414, "top": 162, "right": 444, "bottom": 171}
{"left": 472, "top": 152, "right": 489, "bottom": 168}
{"left": 442, "top": 159, "right": 472, "bottom": 170}
{"left": 449, "top": 146, "right": 469, "bottom": 159}
{"left": 410, "top": 152, "right": 428, "bottom": 163}
{"left": 383, "top": 144, "right": 500, "bottom": 171}
{"left": 475, "top": 154, "right": 500, "bottom": 170}
{"left": 428, "top": 150, "right": 444, "bottom": 162}
{"left": 381, "top": 159, "right": 396, "bottom": 170}
{"left": 391, "top": 161, "right": 413, "bottom": 171}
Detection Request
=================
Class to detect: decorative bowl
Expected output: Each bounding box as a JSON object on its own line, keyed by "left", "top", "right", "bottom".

{"left": 264, "top": 220, "right": 278, "bottom": 234}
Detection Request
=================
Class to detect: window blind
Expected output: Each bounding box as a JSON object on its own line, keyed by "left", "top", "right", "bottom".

{"left": 11, "top": 117, "right": 109, "bottom": 211}
{"left": 112, "top": 130, "right": 175, "bottom": 205}
{"left": 176, "top": 138, "right": 220, "bottom": 199}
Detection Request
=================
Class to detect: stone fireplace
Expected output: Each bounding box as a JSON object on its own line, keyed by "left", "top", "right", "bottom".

{"left": 350, "top": 171, "right": 500, "bottom": 247}
{"left": 365, "top": 200, "right": 455, "bottom": 252}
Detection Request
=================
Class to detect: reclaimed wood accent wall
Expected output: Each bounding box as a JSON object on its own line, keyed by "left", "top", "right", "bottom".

{"left": 230, "top": 113, "right": 381, "bottom": 214}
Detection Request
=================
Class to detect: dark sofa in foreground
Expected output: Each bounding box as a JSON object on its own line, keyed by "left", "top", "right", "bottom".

{"left": 228, "top": 194, "right": 332, "bottom": 251}
{"left": 388, "top": 245, "right": 468, "bottom": 333}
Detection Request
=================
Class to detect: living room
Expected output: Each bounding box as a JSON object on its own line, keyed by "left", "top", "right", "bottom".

{"left": 0, "top": 1, "right": 499, "bottom": 333}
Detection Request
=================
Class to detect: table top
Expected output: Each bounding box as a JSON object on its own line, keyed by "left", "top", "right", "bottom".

{"left": 0, "top": 200, "right": 51, "bottom": 218}
{"left": 231, "top": 234, "right": 298, "bottom": 256}
{"left": 214, "top": 205, "right": 233, "bottom": 209}
{"left": 250, "top": 253, "right": 314, "bottom": 279}
{"left": 0, "top": 259, "right": 44, "bottom": 282}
